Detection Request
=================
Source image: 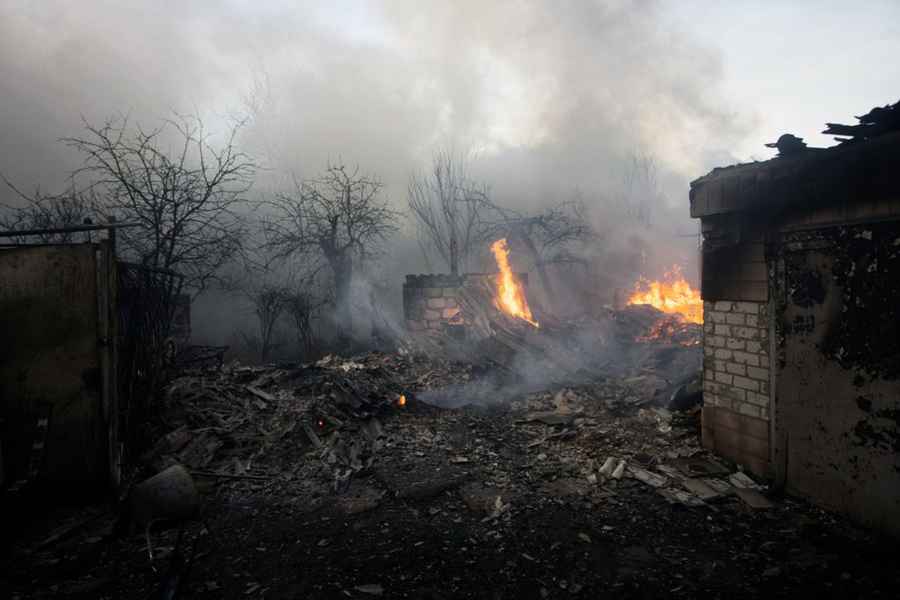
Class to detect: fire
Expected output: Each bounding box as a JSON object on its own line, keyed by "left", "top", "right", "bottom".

{"left": 397, "top": 394, "right": 407, "bottom": 407}
{"left": 636, "top": 315, "right": 702, "bottom": 346}
{"left": 627, "top": 265, "right": 703, "bottom": 324}
{"left": 490, "top": 238, "right": 539, "bottom": 327}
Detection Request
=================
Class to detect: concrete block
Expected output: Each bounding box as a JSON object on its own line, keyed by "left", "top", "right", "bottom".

{"left": 726, "top": 338, "right": 745, "bottom": 350}
{"left": 745, "top": 340, "right": 764, "bottom": 354}
{"left": 745, "top": 314, "right": 759, "bottom": 327}
{"left": 733, "top": 375, "right": 760, "bottom": 392}
{"left": 714, "top": 348, "right": 732, "bottom": 360}
{"left": 423, "top": 309, "right": 441, "bottom": 320}
{"left": 445, "top": 297, "right": 458, "bottom": 308}
{"left": 722, "top": 386, "right": 745, "bottom": 403}
{"left": 708, "top": 311, "right": 726, "bottom": 324}
{"left": 734, "top": 326, "right": 759, "bottom": 340}
{"left": 426, "top": 297, "right": 446, "bottom": 309}
{"left": 442, "top": 287, "right": 459, "bottom": 297}
{"left": 708, "top": 336, "right": 726, "bottom": 348}
{"left": 734, "top": 302, "right": 759, "bottom": 314}
{"left": 715, "top": 372, "right": 733, "bottom": 385}
{"left": 737, "top": 403, "right": 761, "bottom": 418}
{"left": 714, "top": 301, "right": 734, "bottom": 312}
{"left": 726, "top": 313, "right": 745, "bottom": 325}
{"left": 425, "top": 287, "right": 443, "bottom": 298}
{"left": 745, "top": 391, "right": 769, "bottom": 407}
{"left": 731, "top": 351, "right": 760, "bottom": 366}
{"left": 715, "top": 324, "right": 731, "bottom": 336}
{"left": 704, "top": 322, "right": 715, "bottom": 333}
{"left": 747, "top": 366, "right": 769, "bottom": 381}
{"left": 726, "top": 362, "right": 746, "bottom": 376}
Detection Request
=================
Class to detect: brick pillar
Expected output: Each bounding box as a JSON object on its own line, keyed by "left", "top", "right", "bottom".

{"left": 701, "top": 300, "right": 772, "bottom": 477}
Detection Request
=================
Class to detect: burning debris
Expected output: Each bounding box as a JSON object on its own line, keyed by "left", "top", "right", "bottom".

{"left": 490, "top": 238, "right": 539, "bottom": 327}
{"left": 627, "top": 265, "right": 703, "bottom": 324}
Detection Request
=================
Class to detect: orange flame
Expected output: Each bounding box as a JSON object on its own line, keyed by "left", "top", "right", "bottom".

{"left": 397, "top": 394, "right": 407, "bottom": 407}
{"left": 627, "top": 265, "right": 703, "bottom": 324}
{"left": 490, "top": 238, "right": 539, "bottom": 327}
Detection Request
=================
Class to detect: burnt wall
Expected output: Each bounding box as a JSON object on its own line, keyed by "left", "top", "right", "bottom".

{"left": 772, "top": 220, "right": 900, "bottom": 535}
{"left": 402, "top": 273, "right": 528, "bottom": 333}
{"left": 0, "top": 243, "right": 116, "bottom": 487}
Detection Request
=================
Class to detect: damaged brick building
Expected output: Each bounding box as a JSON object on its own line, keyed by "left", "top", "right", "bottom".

{"left": 692, "top": 120, "right": 900, "bottom": 535}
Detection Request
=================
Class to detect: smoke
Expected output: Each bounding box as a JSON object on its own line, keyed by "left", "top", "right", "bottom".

{"left": 0, "top": 1, "right": 750, "bottom": 346}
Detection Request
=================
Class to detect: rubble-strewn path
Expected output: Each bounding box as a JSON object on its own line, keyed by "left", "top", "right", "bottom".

{"left": 2, "top": 351, "right": 897, "bottom": 599}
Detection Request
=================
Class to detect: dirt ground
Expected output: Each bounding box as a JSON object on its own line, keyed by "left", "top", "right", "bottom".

{"left": 2, "top": 352, "right": 898, "bottom": 599}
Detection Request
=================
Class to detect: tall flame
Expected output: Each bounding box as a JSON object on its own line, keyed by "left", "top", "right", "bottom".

{"left": 627, "top": 265, "right": 703, "bottom": 324}
{"left": 490, "top": 238, "right": 539, "bottom": 327}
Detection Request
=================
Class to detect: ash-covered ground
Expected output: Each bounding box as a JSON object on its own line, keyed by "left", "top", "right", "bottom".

{"left": 2, "top": 311, "right": 897, "bottom": 599}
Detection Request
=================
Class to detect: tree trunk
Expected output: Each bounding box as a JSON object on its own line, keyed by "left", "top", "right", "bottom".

{"left": 333, "top": 257, "right": 353, "bottom": 340}
{"left": 449, "top": 233, "right": 459, "bottom": 276}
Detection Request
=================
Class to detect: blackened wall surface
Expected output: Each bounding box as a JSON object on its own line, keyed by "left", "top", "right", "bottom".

{"left": 0, "top": 244, "right": 116, "bottom": 487}
{"left": 772, "top": 221, "right": 900, "bottom": 534}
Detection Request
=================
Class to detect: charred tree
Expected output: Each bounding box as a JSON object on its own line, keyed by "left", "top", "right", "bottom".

{"left": 407, "top": 149, "right": 488, "bottom": 276}
{"left": 62, "top": 113, "right": 257, "bottom": 295}
{"left": 0, "top": 176, "right": 97, "bottom": 243}
{"left": 262, "top": 163, "right": 397, "bottom": 341}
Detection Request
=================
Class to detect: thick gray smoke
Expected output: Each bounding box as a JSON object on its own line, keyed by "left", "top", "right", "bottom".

{"left": 0, "top": 0, "right": 751, "bottom": 348}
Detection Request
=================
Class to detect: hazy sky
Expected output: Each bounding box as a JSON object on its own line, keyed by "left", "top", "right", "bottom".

{"left": 1, "top": 0, "right": 898, "bottom": 213}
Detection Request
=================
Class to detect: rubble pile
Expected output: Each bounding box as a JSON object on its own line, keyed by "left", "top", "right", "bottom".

{"left": 141, "top": 351, "right": 477, "bottom": 490}
{"left": 5, "top": 322, "right": 896, "bottom": 598}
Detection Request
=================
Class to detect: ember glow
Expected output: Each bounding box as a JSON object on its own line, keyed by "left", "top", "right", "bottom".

{"left": 397, "top": 394, "right": 407, "bottom": 407}
{"left": 627, "top": 266, "right": 703, "bottom": 324}
{"left": 490, "top": 238, "right": 539, "bottom": 327}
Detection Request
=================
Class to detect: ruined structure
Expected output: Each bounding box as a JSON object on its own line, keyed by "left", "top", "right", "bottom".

{"left": 402, "top": 272, "right": 528, "bottom": 333}
{"left": 692, "top": 126, "right": 900, "bottom": 534}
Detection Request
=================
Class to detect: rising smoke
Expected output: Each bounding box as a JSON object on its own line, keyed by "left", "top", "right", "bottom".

{"left": 0, "top": 0, "right": 751, "bottom": 349}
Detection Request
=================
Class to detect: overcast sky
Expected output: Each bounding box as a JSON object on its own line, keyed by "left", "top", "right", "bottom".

{"left": 1, "top": 0, "right": 898, "bottom": 214}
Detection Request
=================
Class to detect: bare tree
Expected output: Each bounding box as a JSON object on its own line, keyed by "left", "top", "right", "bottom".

{"left": 0, "top": 176, "right": 97, "bottom": 243}
{"left": 262, "top": 163, "right": 398, "bottom": 339}
{"left": 62, "top": 113, "right": 257, "bottom": 294}
{"left": 247, "top": 284, "right": 290, "bottom": 363}
{"left": 619, "top": 151, "right": 664, "bottom": 227}
{"left": 285, "top": 288, "right": 327, "bottom": 358}
{"left": 407, "top": 149, "right": 488, "bottom": 276}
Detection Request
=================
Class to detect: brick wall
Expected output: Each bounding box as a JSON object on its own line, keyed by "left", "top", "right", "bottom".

{"left": 402, "top": 274, "right": 463, "bottom": 332}
{"left": 402, "top": 272, "right": 528, "bottom": 333}
{"left": 701, "top": 299, "right": 773, "bottom": 477}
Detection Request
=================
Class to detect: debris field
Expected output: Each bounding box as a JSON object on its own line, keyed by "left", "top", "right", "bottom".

{"left": 1, "top": 308, "right": 896, "bottom": 599}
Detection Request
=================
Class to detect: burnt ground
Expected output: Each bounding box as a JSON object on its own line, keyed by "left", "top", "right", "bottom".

{"left": 1, "top": 350, "right": 898, "bottom": 599}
